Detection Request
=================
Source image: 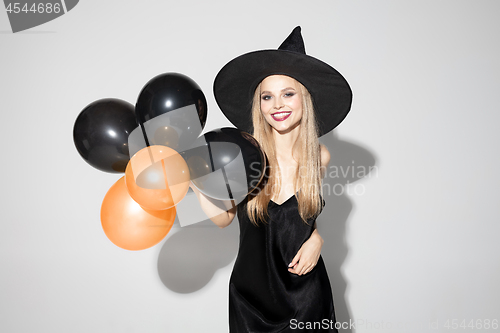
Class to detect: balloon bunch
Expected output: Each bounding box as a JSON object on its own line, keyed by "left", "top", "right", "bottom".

{"left": 73, "top": 73, "right": 266, "bottom": 251}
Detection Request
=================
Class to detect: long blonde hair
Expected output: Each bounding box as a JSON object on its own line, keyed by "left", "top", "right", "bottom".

{"left": 246, "top": 77, "right": 323, "bottom": 225}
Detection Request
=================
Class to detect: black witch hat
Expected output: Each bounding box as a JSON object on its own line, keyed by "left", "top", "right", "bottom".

{"left": 213, "top": 26, "right": 352, "bottom": 136}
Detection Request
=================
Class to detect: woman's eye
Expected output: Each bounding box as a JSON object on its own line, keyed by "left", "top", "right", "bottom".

{"left": 261, "top": 95, "right": 271, "bottom": 101}
{"left": 284, "top": 92, "right": 295, "bottom": 97}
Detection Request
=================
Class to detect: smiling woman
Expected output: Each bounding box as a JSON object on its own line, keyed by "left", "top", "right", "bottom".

{"left": 202, "top": 26, "right": 352, "bottom": 332}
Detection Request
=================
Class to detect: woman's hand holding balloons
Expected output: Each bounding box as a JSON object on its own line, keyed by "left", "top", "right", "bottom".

{"left": 185, "top": 128, "right": 266, "bottom": 205}
{"left": 189, "top": 181, "right": 237, "bottom": 229}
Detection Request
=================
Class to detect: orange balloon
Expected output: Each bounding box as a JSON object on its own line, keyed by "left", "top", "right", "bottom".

{"left": 125, "top": 145, "right": 190, "bottom": 210}
{"left": 101, "top": 176, "right": 176, "bottom": 251}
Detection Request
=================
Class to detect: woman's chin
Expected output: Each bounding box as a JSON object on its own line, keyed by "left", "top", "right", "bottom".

{"left": 270, "top": 121, "right": 301, "bottom": 135}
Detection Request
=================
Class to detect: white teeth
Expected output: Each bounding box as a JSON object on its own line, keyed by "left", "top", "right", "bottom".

{"left": 272, "top": 112, "right": 291, "bottom": 116}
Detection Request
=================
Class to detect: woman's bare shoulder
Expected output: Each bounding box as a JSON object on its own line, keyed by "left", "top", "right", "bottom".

{"left": 319, "top": 144, "right": 331, "bottom": 168}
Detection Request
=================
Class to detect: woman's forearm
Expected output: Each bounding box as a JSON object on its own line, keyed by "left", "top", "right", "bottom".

{"left": 310, "top": 223, "right": 324, "bottom": 247}
{"left": 189, "top": 182, "right": 236, "bottom": 228}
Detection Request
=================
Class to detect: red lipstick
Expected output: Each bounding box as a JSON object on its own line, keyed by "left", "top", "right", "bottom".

{"left": 271, "top": 111, "right": 292, "bottom": 121}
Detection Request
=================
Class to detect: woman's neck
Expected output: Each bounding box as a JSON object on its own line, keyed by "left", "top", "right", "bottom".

{"left": 272, "top": 124, "right": 301, "bottom": 159}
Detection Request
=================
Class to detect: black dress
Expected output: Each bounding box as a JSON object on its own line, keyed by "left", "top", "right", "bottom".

{"left": 229, "top": 193, "right": 338, "bottom": 332}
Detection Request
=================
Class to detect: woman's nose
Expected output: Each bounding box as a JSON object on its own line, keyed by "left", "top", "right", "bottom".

{"left": 274, "top": 97, "right": 284, "bottom": 109}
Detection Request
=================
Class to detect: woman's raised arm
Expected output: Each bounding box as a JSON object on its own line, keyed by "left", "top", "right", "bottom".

{"left": 189, "top": 182, "right": 237, "bottom": 228}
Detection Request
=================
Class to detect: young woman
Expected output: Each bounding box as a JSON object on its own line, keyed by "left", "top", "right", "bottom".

{"left": 192, "top": 27, "right": 352, "bottom": 332}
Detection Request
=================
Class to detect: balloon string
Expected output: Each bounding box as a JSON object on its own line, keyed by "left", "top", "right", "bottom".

{"left": 139, "top": 122, "right": 151, "bottom": 147}
{"left": 134, "top": 146, "right": 156, "bottom": 183}
{"left": 221, "top": 166, "right": 234, "bottom": 201}
{"left": 206, "top": 141, "right": 215, "bottom": 171}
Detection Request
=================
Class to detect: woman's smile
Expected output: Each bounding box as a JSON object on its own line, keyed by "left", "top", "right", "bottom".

{"left": 271, "top": 111, "right": 292, "bottom": 121}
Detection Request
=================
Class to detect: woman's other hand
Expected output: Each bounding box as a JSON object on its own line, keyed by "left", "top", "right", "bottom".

{"left": 288, "top": 229, "right": 324, "bottom": 275}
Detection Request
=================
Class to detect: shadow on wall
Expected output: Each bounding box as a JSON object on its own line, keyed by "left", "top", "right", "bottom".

{"left": 157, "top": 131, "right": 377, "bottom": 333}
{"left": 319, "top": 131, "right": 377, "bottom": 333}
{"left": 157, "top": 218, "right": 239, "bottom": 293}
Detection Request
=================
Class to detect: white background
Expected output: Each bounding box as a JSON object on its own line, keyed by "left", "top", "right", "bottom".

{"left": 1, "top": 1, "right": 499, "bottom": 332}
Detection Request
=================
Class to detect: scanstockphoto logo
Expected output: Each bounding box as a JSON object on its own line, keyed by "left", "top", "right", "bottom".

{"left": 3, "top": 0, "right": 79, "bottom": 33}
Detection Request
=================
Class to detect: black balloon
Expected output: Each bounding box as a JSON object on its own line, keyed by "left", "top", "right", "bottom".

{"left": 182, "top": 128, "right": 266, "bottom": 202}
{"left": 135, "top": 73, "right": 207, "bottom": 150}
{"left": 73, "top": 98, "right": 138, "bottom": 173}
